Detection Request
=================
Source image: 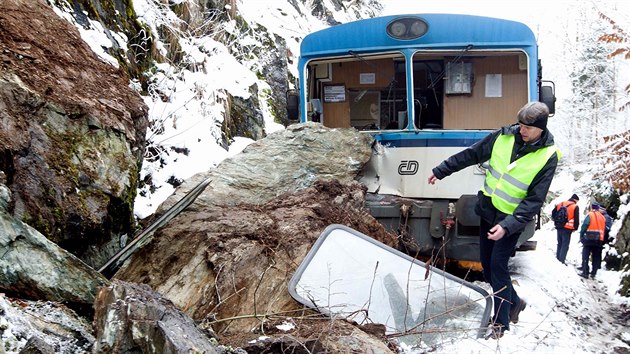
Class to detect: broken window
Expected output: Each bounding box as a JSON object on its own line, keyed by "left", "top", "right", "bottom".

{"left": 289, "top": 224, "right": 491, "bottom": 345}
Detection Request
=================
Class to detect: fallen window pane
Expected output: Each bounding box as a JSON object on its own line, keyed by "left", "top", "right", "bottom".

{"left": 288, "top": 224, "right": 491, "bottom": 345}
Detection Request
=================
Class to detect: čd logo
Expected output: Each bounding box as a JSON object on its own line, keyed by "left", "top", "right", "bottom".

{"left": 398, "top": 160, "right": 418, "bottom": 175}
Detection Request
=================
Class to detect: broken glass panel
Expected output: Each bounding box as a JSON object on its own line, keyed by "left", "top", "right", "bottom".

{"left": 288, "top": 224, "right": 491, "bottom": 346}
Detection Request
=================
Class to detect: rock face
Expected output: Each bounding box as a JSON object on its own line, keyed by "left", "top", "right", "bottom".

{"left": 0, "top": 181, "right": 109, "bottom": 310}
{"left": 616, "top": 215, "right": 630, "bottom": 296}
{"left": 0, "top": 2, "right": 403, "bottom": 352}
{"left": 115, "top": 124, "right": 399, "bottom": 350}
{"left": 224, "top": 86, "right": 266, "bottom": 141}
{"left": 0, "top": 295, "right": 96, "bottom": 353}
{"left": 93, "top": 280, "right": 221, "bottom": 354}
{"left": 0, "top": 0, "right": 149, "bottom": 267}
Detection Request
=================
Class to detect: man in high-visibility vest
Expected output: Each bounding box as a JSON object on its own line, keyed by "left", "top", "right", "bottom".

{"left": 579, "top": 203, "right": 608, "bottom": 279}
{"left": 553, "top": 194, "right": 580, "bottom": 264}
{"left": 428, "top": 101, "right": 559, "bottom": 339}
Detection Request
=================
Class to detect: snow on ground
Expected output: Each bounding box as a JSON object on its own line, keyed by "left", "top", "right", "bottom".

{"left": 403, "top": 166, "right": 630, "bottom": 353}
{"left": 400, "top": 227, "right": 629, "bottom": 353}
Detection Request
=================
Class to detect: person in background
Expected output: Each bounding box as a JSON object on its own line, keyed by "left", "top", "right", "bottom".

{"left": 601, "top": 206, "right": 613, "bottom": 245}
{"left": 553, "top": 194, "right": 580, "bottom": 264}
{"left": 427, "top": 101, "right": 559, "bottom": 339}
{"left": 579, "top": 203, "right": 607, "bottom": 279}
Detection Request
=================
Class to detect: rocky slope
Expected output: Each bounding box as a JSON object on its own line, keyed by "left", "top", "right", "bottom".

{"left": 0, "top": 123, "right": 404, "bottom": 353}
{"left": 1, "top": 1, "right": 628, "bottom": 353}
{"left": 0, "top": 0, "right": 148, "bottom": 268}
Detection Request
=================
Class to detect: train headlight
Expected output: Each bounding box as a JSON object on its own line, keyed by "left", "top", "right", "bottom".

{"left": 386, "top": 17, "right": 428, "bottom": 40}
{"left": 390, "top": 22, "right": 407, "bottom": 37}
{"left": 410, "top": 20, "right": 427, "bottom": 36}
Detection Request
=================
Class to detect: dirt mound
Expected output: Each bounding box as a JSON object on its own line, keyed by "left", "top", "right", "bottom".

{"left": 115, "top": 179, "right": 399, "bottom": 351}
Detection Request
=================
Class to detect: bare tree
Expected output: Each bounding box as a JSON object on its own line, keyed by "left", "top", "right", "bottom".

{"left": 596, "top": 10, "right": 630, "bottom": 193}
{"left": 598, "top": 12, "right": 630, "bottom": 113}
{"left": 564, "top": 3, "right": 618, "bottom": 162}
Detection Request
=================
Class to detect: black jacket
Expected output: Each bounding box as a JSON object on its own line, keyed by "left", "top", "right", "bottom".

{"left": 432, "top": 124, "right": 559, "bottom": 236}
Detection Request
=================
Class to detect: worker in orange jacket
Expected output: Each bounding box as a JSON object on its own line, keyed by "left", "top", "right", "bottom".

{"left": 579, "top": 203, "right": 607, "bottom": 279}
{"left": 553, "top": 194, "right": 579, "bottom": 264}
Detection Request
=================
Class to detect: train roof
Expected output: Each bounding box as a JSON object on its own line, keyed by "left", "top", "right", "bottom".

{"left": 300, "top": 13, "right": 537, "bottom": 58}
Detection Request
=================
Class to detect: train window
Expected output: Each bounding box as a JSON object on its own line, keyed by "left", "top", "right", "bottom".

{"left": 306, "top": 55, "right": 404, "bottom": 129}
{"left": 349, "top": 90, "right": 380, "bottom": 130}
{"left": 288, "top": 224, "right": 491, "bottom": 345}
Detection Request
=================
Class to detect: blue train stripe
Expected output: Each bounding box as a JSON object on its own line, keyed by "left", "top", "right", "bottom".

{"left": 372, "top": 131, "right": 491, "bottom": 147}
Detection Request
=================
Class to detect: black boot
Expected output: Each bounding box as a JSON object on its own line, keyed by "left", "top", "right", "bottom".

{"left": 509, "top": 299, "right": 527, "bottom": 324}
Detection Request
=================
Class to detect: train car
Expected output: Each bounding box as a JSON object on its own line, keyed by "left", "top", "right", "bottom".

{"left": 287, "top": 14, "right": 556, "bottom": 268}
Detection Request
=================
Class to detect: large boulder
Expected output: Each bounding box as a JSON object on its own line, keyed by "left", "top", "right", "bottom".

{"left": 114, "top": 124, "right": 399, "bottom": 351}
{"left": 0, "top": 0, "right": 149, "bottom": 267}
{"left": 93, "top": 280, "right": 223, "bottom": 354}
{"left": 116, "top": 178, "right": 397, "bottom": 351}
{"left": 0, "top": 295, "right": 96, "bottom": 353}
{"left": 157, "top": 122, "right": 375, "bottom": 211}
{"left": 0, "top": 180, "right": 109, "bottom": 310}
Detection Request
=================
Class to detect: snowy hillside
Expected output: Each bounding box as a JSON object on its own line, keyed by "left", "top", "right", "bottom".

{"left": 36, "top": 2, "right": 630, "bottom": 352}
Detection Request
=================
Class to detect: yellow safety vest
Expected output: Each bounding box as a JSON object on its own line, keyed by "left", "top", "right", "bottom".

{"left": 482, "top": 135, "right": 558, "bottom": 214}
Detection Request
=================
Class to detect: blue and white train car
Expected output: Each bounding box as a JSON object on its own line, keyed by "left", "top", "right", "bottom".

{"left": 289, "top": 14, "right": 556, "bottom": 267}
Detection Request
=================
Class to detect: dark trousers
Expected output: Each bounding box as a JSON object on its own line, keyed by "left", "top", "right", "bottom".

{"left": 479, "top": 218, "right": 521, "bottom": 331}
{"left": 556, "top": 228, "right": 572, "bottom": 264}
{"left": 581, "top": 244, "right": 603, "bottom": 276}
